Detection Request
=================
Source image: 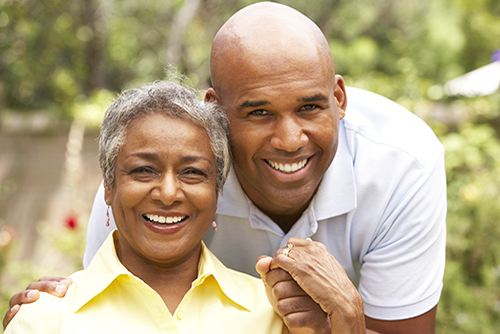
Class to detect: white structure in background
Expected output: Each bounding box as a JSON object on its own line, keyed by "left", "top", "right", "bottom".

{"left": 445, "top": 50, "right": 500, "bottom": 98}
{"left": 444, "top": 61, "right": 500, "bottom": 97}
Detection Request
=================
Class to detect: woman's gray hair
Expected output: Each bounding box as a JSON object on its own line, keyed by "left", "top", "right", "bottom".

{"left": 98, "top": 80, "right": 231, "bottom": 194}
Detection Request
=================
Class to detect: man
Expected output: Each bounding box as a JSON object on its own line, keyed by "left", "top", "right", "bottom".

{"left": 4, "top": 2, "right": 446, "bottom": 333}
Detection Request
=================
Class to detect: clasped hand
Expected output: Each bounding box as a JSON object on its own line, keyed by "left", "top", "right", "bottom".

{"left": 255, "top": 237, "right": 366, "bottom": 334}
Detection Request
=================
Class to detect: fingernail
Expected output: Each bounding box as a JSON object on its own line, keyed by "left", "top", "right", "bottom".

{"left": 11, "top": 304, "right": 20, "bottom": 312}
{"left": 26, "top": 290, "right": 38, "bottom": 299}
{"left": 55, "top": 285, "right": 66, "bottom": 295}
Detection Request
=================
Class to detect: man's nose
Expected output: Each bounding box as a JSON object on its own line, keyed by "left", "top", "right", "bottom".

{"left": 270, "top": 116, "right": 308, "bottom": 152}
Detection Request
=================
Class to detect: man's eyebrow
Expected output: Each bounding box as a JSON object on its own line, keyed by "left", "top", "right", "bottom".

{"left": 237, "top": 100, "right": 270, "bottom": 111}
{"left": 299, "top": 94, "right": 329, "bottom": 103}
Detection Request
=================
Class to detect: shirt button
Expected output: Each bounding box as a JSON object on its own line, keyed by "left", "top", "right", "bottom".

{"left": 177, "top": 310, "right": 184, "bottom": 320}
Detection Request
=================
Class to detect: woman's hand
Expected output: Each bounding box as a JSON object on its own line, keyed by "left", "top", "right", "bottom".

{"left": 3, "top": 276, "right": 72, "bottom": 329}
{"left": 256, "top": 256, "right": 330, "bottom": 334}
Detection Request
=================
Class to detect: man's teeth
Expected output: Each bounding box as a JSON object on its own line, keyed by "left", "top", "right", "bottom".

{"left": 144, "top": 214, "right": 186, "bottom": 224}
{"left": 267, "top": 158, "right": 308, "bottom": 173}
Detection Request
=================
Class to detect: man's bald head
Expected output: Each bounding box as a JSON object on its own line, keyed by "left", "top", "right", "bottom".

{"left": 210, "top": 2, "right": 335, "bottom": 100}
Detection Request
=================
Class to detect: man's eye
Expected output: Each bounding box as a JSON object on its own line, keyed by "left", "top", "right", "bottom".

{"left": 250, "top": 109, "right": 270, "bottom": 116}
{"left": 300, "top": 104, "right": 318, "bottom": 111}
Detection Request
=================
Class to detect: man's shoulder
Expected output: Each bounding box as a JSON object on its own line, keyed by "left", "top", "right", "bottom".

{"left": 343, "top": 87, "right": 443, "bottom": 166}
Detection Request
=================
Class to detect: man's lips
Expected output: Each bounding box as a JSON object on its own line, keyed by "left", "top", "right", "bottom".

{"left": 264, "top": 157, "right": 309, "bottom": 173}
{"left": 143, "top": 213, "right": 187, "bottom": 224}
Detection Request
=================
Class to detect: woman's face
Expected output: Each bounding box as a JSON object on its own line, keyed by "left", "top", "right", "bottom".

{"left": 105, "top": 113, "right": 217, "bottom": 268}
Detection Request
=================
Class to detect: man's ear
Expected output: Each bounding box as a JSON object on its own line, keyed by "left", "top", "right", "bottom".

{"left": 334, "top": 75, "right": 347, "bottom": 120}
{"left": 204, "top": 88, "right": 221, "bottom": 104}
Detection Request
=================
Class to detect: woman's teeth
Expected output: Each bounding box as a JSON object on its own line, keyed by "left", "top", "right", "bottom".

{"left": 266, "top": 158, "right": 308, "bottom": 173}
{"left": 144, "top": 214, "right": 186, "bottom": 224}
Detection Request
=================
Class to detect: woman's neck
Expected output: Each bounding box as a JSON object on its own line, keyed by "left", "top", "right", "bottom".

{"left": 116, "top": 240, "right": 202, "bottom": 315}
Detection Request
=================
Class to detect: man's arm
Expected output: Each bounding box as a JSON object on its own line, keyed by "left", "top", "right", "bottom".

{"left": 366, "top": 307, "right": 437, "bottom": 334}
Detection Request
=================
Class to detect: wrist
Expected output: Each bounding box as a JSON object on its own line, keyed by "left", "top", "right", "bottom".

{"left": 326, "top": 288, "right": 365, "bottom": 334}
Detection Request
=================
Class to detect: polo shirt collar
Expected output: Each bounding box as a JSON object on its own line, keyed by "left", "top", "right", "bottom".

{"left": 216, "top": 121, "right": 357, "bottom": 221}
{"left": 71, "top": 230, "right": 254, "bottom": 313}
{"left": 312, "top": 120, "right": 357, "bottom": 220}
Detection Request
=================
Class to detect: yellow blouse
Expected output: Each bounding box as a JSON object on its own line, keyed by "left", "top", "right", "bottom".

{"left": 6, "top": 230, "right": 286, "bottom": 334}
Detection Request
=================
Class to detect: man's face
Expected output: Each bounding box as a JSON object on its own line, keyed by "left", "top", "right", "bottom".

{"left": 210, "top": 55, "right": 346, "bottom": 218}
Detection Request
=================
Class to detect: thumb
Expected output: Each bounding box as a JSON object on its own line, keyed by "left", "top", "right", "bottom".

{"left": 255, "top": 256, "right": 273, "bottom": 278}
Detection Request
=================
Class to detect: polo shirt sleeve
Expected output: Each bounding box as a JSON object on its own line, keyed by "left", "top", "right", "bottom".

{"left": 83, "top": 181, "right": 115, "bottom": 268}
{"left": 358, "top": 152, "right": 447, "bottom": 320}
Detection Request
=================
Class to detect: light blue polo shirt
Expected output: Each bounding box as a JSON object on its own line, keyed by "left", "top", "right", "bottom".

{"left": 84, "top": 87, "right": 446, "bottom": 321}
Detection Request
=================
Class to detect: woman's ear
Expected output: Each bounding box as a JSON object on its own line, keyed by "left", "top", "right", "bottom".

{"left": 204, "top": 88, "right": 221, "bottom": 104}
{"left": 104, "top": 184, "right": 112, "bottom": 206}
{"left": 334, "top": 75, "right": 347, "bottom": 120}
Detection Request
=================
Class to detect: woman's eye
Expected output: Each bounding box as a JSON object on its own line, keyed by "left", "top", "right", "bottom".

{"left": 131, "top": 166, "right": 155, "bottom": 174}
{"left": 184, "top": 168, "right": 206, "bottom": 176}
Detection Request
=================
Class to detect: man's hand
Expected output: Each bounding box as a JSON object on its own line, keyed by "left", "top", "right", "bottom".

{"left": 256, "top": 256, "right": 330, "bottom": 334}
{"left": 269, "top": 238, "right": 366, "bottom": 334}
{"left": 3, "top": 276, "right": 72, "bottom": 329}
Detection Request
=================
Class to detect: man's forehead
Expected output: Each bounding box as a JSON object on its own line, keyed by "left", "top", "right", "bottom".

{"left": 210, "top": 3, "right": 334, "bottom": 85}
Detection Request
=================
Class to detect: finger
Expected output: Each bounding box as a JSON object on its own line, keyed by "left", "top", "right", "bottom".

{"left": 278, "top": 296, "right": 327, "bottom": 331}
{"left": 265, "top": 267, "right": 293, "bottom": 287}
{"left": 3, "top": 304, "right": 20, "bottom": 330}
{"left": 25, "top": 278, "right": 72, "bottom": 298}
{"left": 284, "top": 308, "right": 328, "bottom": 334}
{"left": 36, "top": 276, "right": 71, "bottom": 283}
{"left": 276, "top": 295, "right": 326, "bottom": 317}
{"left": 272, "top": 280, "right": 307, "bottom": 300}
{"left": 255, "top": 256, "right": 272, "bottom": 278}
{"left": 8, "top": 290, "right": 39, "bottom": 309}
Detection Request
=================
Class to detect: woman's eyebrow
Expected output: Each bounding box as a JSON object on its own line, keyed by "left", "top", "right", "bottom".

{"left": 180, "top": 155, "right": 212, "bottom": 164}
{"left": 127, "top": 152, "right": 158, "bottom": 160}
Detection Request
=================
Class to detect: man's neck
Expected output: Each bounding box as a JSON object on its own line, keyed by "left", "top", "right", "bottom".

{"left": 262, "top": 208, "right": 305, "bottom": 234}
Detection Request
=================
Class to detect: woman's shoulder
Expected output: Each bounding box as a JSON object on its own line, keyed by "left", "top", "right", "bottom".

{"left": 4, "top": 291, "right": 67, "bottom": 334}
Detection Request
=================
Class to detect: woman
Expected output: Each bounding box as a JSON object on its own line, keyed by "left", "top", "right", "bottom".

{"left": 5, "top": 81, "right": 285, "bottom": 333}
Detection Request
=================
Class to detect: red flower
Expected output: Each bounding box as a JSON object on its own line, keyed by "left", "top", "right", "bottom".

{"left": 64, "top": 215, "right": 78, "bottom": 229}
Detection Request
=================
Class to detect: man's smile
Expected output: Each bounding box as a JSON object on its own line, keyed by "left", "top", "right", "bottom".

{"left": 265, "top": 158, "right": 309, "bottom": 173}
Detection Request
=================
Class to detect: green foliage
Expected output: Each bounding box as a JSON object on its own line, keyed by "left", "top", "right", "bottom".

{"left": 436, "top": 123, "right": 500, "bottom": 332}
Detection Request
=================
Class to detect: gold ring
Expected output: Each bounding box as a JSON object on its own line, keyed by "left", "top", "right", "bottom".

{"left": 283, "top": 243, "right": 293, "bottom": 257}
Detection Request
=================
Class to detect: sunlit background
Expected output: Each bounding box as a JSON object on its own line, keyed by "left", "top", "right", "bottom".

{"left": 1, "top": 0, "right": 499, "bottom": 332}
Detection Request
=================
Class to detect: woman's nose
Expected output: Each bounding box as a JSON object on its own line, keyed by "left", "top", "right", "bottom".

{"left": 150, "top": 173, "right": 183, "bottom": 205}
